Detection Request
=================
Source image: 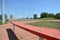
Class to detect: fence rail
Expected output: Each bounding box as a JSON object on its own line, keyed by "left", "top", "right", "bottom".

{"left": 11, "top": 22, "right": 60, "bottom": 40}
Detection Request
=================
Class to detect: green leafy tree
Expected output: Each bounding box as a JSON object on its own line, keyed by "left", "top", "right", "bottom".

{"left": 27, "top": 16, "right": 28, "bottom": 19}
{"left": 55, "top": 13, "right": 60, "bottom": 19}
{"left": 5, "top": 14, "right": 8, "bottom": 23}
{"left": 0, "top": 15, "right": 2, "bottom": 20}
{"left": 40, "top": 12, "right": 48, "bottom": 18}
{"left": 33, "top": 14, "right": 37, "bottom": 19}
{"left": 10, "top": 15, "right": 13, "bottom": 19}
{"left": 48, "top": 14, "right": 54, "bottom": 17}
{"left": 5, "top": 14, "right": 8, "bottom": 20}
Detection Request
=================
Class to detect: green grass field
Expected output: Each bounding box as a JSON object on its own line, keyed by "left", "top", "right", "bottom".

{"left": 28, "top": 21, "right": 60, "bottom": 30}
{"left": 37, "top": 17, "right": 57, "bottom": 20}
{"left": 28, "top": 18, "right": 60, "bottom": 30}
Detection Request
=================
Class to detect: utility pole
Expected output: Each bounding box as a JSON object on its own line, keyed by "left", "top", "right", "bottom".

{"left": 1, "top": 0, "right": 5, "bottom": 24}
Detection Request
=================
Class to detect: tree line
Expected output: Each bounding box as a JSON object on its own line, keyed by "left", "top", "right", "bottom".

{"left": 33, "top": 12, "right": 60, "bottom": 19}
{"left": 0, "top": 14, "right": 13, "bottom": 23}
{"left": 0, "top": 12, "right": 60, "bottom": 21}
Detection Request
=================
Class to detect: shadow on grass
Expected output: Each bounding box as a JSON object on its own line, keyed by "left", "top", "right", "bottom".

{"left": 6, "top": 29, "right": 19, "bottom": 40}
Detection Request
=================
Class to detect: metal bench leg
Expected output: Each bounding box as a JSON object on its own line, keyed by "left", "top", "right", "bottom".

{"left": 39, "top": 37, "right": 44, "bottom": 40}
{"left": 13, "top": 25, "right": 15, "bottom": 30}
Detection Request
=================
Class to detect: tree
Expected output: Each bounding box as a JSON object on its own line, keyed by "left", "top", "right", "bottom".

{"left": 33, "top": 14, "right": 37, "bottom": 19}
{"left": 0, "top": 15, "right": 2, "bottom": 20}
{"left": 48, "top": 14, "right": 54, "bottom": 17}
{"left": 40, "top": 12, "right": 48, "bottom": 18}
{"left": 5, "top": 14, "right": 8, "bottom": 21}
{"left": 55, "top": 13, "right": 60, "bottom": 19}
{"left": 10, "top": 15, "right": 13, "bottom": 19}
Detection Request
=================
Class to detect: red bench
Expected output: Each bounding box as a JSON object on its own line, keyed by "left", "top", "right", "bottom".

{"left": 11, "top": 22, "right": 60, "bottom": 40}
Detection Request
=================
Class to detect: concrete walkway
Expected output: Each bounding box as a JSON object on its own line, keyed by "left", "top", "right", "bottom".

{"left": 0, "top": 24, "right": 10, "bottom": 40}
{"left": 0, "top": 23, "right": 39, "bottom": 40}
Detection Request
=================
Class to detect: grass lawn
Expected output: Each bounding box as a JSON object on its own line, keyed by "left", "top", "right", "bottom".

{"left": 37, "top": 17, "right": 57, "bottom": 20}
{"left": 28, "top": 21, "right": 60, "bottom": 30}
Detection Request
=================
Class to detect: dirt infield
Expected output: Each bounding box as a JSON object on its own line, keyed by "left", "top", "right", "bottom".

{"left": 17, "top": 20, "right": 60, "bottom": 23}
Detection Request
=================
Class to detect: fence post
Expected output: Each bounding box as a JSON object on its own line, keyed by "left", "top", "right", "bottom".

{"left": 13, "top": 25, "right": 15, "bottom": 30}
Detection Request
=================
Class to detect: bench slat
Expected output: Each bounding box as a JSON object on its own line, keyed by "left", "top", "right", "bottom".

{"left": 11, "top": 22, "right": 60, "bottom": 40}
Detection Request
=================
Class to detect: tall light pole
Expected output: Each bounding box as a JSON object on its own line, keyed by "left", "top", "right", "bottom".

{"left": 1, "top": 0, "right": 5, "bottom": 24}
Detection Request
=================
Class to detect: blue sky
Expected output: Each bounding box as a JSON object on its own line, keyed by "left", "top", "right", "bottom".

{"left": 0, "top": 0, "right": 60, "bottom": 19}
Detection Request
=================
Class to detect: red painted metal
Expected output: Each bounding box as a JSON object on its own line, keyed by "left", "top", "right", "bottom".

{"left": 11, "top": 22, "right": 60, "bottom": 40}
